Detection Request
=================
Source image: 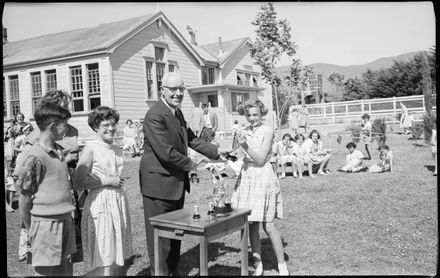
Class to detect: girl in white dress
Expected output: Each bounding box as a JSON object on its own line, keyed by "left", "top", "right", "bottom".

{"left": 123, "top": 119, "right": 140, "bottom": 157}
{"left": 74, "top": 106, "right": 132, "bottom": 276}
{"left": 232, "top": 99, "right": 289, "bottom": 276}
{"left": 293, "top": 133, "right": 314, "bottom": 179}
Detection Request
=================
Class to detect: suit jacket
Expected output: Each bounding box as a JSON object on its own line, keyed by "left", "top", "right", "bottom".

{"left": 139, "top": 100, "right": 219, "bottom": 200}
{"left": 198, "top": 110, "right": 218, "bottom": 132}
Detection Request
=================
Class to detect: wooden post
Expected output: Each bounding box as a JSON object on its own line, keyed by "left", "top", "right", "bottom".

{"left": 392, "top": 96, "right": 396, "bottom": 123}
{"left": 331, "top": 102, "right": 335, "bottom": 125}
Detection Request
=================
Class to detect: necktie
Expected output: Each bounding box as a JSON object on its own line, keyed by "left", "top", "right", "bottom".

{"left": 175, "top": 109, "right": 188, "bottom": 154}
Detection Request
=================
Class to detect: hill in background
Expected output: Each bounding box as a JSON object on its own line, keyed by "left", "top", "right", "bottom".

{"left": 275, "top": 51, "right": 420, "bottom": 102}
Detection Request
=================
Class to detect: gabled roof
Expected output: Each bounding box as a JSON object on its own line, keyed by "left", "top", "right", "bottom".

{"left": 3, "top": 12, "right": 205, "bottom": 68}
{"left": 191, "top": 44, "right": 218, "bottom": 64}
{"left": 200, "top": 37, "right": 250, "bottom": 64}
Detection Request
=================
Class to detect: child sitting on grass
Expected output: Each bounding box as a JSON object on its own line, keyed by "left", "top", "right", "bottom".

{"left": 368, "top": 144, "right": 394, "bottom": 173}
{"left": 18, "top": 102, "right": 75, "bottom": 276}
{"left": 293, "top": 133, "right": 314, "bottom": 179}
{"left": 273, "top": 133, "right": 298, "bottom": 179}
{"left": 338, "top": 142, "right": 364, "bottom": 172}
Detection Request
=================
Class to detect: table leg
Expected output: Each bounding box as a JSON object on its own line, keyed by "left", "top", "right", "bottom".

{"left": 154, "top": 228, "right": 163, "bottom": 276}
{"left": 240, "top": 220, "right": 249, "bottom": 276}
{"left": 199, "top": 236, "right": 209, "bottom": 276}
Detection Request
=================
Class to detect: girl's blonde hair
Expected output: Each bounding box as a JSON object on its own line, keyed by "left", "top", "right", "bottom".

{"left": 237, "top": 99, "right": 268, "bottom": 116}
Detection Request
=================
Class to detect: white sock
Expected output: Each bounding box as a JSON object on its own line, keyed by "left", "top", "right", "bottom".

{"left": 278, "top": 262, "right": 289, "bottom": 275}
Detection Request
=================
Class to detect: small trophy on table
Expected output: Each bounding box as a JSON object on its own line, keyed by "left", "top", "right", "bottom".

{"left": 206, "top": 163, "right": 233, "bottom": 217}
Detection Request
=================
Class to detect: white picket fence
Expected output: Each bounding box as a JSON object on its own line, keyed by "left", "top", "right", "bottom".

{"left": 306, "top": 94, "right": 436, "bottom": 126}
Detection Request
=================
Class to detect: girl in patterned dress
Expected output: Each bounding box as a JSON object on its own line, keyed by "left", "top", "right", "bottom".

{"left": 231, "top": 99, "right": 289, "bottom": 276}
{"left": 73, "top": 106, "right": 132, "bottom": 276}
{"left": 308, "top": 129, "right": 333, "bottom": 175}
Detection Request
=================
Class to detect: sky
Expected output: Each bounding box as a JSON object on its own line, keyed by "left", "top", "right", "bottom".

{"left": 2, "top": 2, "right": 436, "bottom": 66}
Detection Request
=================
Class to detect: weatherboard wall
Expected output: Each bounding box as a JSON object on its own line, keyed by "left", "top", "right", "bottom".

{"left": 110, "top": 19, "right": 202, "bottom": 129}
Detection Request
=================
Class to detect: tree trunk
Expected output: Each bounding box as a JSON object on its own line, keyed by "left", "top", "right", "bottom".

{"left": 273, "top": 85, "right": 281, "bottom": 136}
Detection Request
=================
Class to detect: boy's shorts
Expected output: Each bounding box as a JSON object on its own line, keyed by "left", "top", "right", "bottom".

{"left": 28, "top": 212, "right": 76, "bottom": 267}
{"left": 5, "top": 177, "right": 16, "bottom": 191}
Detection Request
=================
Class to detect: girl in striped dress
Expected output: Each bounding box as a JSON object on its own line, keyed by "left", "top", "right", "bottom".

{"left": 231, "top": 99, "right": 289, "bottom": 276}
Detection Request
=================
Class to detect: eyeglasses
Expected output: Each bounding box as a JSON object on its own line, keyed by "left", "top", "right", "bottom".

{"left": 99, "top": 123, "right": 118, "bottom": 130}
{"left": 163, "top": 86, "right": 186, "bottom": 93}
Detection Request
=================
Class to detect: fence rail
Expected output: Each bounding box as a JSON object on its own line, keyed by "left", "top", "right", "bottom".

{"left": 306, "top": 94, "right": 436, "bottom": 126}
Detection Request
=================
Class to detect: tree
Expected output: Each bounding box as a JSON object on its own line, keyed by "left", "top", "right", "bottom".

{"left": 248, "top": 2, "right": 305, "bottom": 131}
{"left": 342, "top": 77, "right": 365, "bottom": 100}
{"left": 328, "top": 72, "right": 345, "bottom": 97}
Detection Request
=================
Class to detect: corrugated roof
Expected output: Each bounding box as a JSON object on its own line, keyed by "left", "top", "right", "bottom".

{"left": 3, "top": 14, "right": 157, "bottom": 67}
{"left": 201, "top": 37, "right": 249, "bottom": 63}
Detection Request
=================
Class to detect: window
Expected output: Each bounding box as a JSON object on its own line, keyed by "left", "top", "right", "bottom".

{"left": 45, "top": 69, "right": 57, "bottom": 92}
{"left": 155, "top": 47, "right": 165, "bottom": 62}
{"left": 3, "top": 77, "right": 6, "bottom": 117}
{"left": 252, "top": 75, "right": 258, "bottom": 87}
{"left": 207, "top": 94, "right": 218, "bottom": 107}
{"left": 155, "top": 47, "right": 166, "bottom": 98}
{"left": 231, "top": 92, "right": 249, "bottom": 112}
{"left": 202, "top": 66, "right": 215, "bottom": 85}
{"left": 145, "top": 46, "right": 176, "bottom": 100}
{"left": 236, "top": 72, "right": 244, "bottom": 86}
{"left": 31, "top": 72, "right": 42, "bottom": 114}
{"left": 244, "top": 73, "right": 251, "bottom": 86}
{"left": 70, "top": 66, "right": 84, "bottom": 112}
{"left": 156, "top": 64, "right": 165, "bottom": 98}
{"left": 87, "top": 63, "right": 101, "bottom": 110}
{"left": 146, "top": 61, "right": 154, "bottom": 99}
{"left": 9, "top": 75, "right": 20, "bottom": 116}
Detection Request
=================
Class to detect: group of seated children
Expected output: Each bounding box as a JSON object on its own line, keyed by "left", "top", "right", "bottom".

{"left": 338, "top": 142, "right": 393, "bottom": 173}
{"left": 271, "top": 129, "right": 332, "bottom": 179}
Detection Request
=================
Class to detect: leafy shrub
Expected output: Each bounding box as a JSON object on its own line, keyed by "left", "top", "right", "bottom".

{"left": 345, "top": 120, "right": 362, "bottom": 144}
{"left": 423, "top": 110, "right": 437, "bottom": 144}
{"left": 410, "top": 122, "right": 424, "bottom": 141}
{"left": 372, "top": 117, "right": 387, "bottom": 146}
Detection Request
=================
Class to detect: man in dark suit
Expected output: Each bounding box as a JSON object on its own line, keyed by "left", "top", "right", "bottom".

{"left": 198, "top": 103, "right": 218, "bottom": 142}
{"left": 139, "top": 73, "right": 230, "bottom": 276}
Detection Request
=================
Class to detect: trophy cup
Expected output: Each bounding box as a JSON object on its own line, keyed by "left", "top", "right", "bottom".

{"left": 208, "top": 164, "right": 233, "bottom": 216}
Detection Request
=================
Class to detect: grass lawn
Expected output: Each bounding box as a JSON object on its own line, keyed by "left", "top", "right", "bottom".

{"left": 5, "top": 133, "right": 437, "bottom": 276}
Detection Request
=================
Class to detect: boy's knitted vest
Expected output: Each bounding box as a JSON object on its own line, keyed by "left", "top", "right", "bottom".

{"left": 24, "top": 144, "right": 74, "bottom": 216}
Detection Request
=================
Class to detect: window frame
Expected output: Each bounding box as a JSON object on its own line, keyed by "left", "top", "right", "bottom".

{"left": 145, "top": 60, "right": 154, "bottom": 100}
{"left": 87, "top": 63, "right": 101, "bottom": 110}
{"left": 31, "top": 71, "right": 43, "bottom": 114}
{"left": 45, "top": 69, "right": 57, "bottom": 93}
{"left": 9, "top": 75, "right": 20, "bottom": 117}
{"left": 70, "top": 65, "right": 84, "bottom": 112}
{"left": 202, "top": 66, "right": 215, "bottom": 85}
{"left": 144, "top": 44, "right": 175, "bottom": 101}
{"left": 231, "top": 91, "right": 250, "bottom": 112}
{"left": 3, "top": 77, "right": 7, "bottom": 118}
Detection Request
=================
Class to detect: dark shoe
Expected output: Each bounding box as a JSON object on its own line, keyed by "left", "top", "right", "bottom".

{"left": 169, "top": 268, "right": 181, "bottom": 276}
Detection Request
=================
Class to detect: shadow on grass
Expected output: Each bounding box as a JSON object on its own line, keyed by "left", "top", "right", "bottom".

{"left": 412, "top": 142, "right": 427, "bottom": 147}
{"left": 135, "top": 267, "right": 150, "bottom": 276}
{"left": 260, "top": 238, "right": 290, "bottom": 272}
{"left": 179, "top": 242, "right": 242, "bottom": 275}
{"left": 133, "top": 239, "right": 289, "bottom": 276}
{"left": 121, "top": 254, "right": 141, "bottom": 275}
{"left": 424, "top": 165, "right": 436, "bottom": 172}
{"left": 12, "top": 199, "right": 19, "bottom": 210}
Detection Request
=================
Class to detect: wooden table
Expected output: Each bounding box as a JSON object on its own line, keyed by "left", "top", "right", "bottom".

{"left": 149, "top": 206, "right": 251, "bottom": 276}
